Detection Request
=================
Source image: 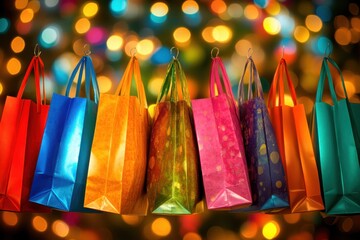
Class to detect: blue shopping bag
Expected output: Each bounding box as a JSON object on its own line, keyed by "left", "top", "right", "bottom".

{"left": 30, "top": 54, "right": 99, "bottom": 212}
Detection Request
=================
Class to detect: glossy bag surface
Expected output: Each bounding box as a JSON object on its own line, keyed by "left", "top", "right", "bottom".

{"left": 30, "top": 55, "right": 99, "bottom": 212}
{"left": 268, "top": 58, "right": 324, "bottom": 213}
{"left": 84, "top": 56, "right": 149, "bottom": 214}
{"left": 311, "top": 57, "right": 360, "bottom": 214}
{"left": 147, "top": 57, "right": 201, "bottom": 215}
{"left": 0, "top": 55, "right": 50, "bottom": 212}
{"left": 192, "top": 56, "right": 251, "bottom": 210}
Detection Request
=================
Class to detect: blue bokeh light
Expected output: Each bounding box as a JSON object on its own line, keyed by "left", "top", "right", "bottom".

{"left": 0, "top": 18, "right": 10, "bottom": 34}
{"left": 110, "top": 0, "right": 127, "bottom": 17}
{"left": 151, "top": 47, "right": 172, "bottom": 65}
{"left": 39, "top": 25, "right": 61, "bottom": 48}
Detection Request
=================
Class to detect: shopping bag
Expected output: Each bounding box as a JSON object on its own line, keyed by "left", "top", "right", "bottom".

{"left": 267, "top": 57, "right": 324, "bottom": 213}
{"left": 84, "top": 56, "right": 149, "bottom": 214}
{"left": 191, "top": 55, "right": 252, "bottom": 210}
{"left": 0, "top": 53, "right": 50, "bottom": 212}
{"left": 311, "top": 56, "right": 360, "bottom": 214}
{"left": 236, "top": 55, "right": 289, "bottom": 212}
{"left": 147, "top": 54, "right": 201, "bottom": 215}
{"left": 29, "top": 54, "right": 100, "bottom": 212}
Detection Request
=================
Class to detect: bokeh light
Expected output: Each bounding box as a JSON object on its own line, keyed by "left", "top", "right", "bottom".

{"left": 183, "top": 232, "right": 202, "bottom": 240}
{"left": 11, "top": 36, "right": 26, "bottom": 53}
{"left": 121, "top": 215, "right": 141, "bottom": 226}
{"left": 137, "top": 39, "right": 154, "bottom": 56}
{"left": 44, "top": 0, "right": 59, "bottom": 8}
{"left": 148, "top": 77, "right": 163, "bottom": 96}
{"left": 106, "top": 35, "right": 123, "bottom": 51}
{"left": 28, "top": 0, "right": 40, "bottom": 13}
{"left": 240, "top": 221, "right": 258, "bottom": 239}
{"left": 109, "top": 0, "right": 127, "bottom": 17}
{"left": 151, "top": 2, "right": 168, "bottom": 17}
{"left": 202, "top": 27, "right": 215, "bottom": 43}
{"left": 244, "top": 4, "right": 260, "bottom": 20}
{"left": 211, "top": 0, "right": 227, "bottom": 15}
{"left": 82, "top": 2, "right": 99, "bottom": 18}
{"left": 52, "top": 220, "right": 69, "bottom": 238}
{"left": 32, "top": 216, "right": 48, "bottom": 232}
{"left": 182, "top": 0, "right": 199, "bottom": 15}
{"left": 2, "top": 212, "right": 18, "bottom": 227}
{"left": 0, "top": 18, "right": 10, "bottom": 33}
{"left": 262, "top": 221, "right": 280, "bottom": 239}
{"left": 263, "top": 17, "right": 281, "bottom": 35}
{"left": 75, "top": 18, "right": 91, "bottom": 34}
{"left": 227, "top": 3, "right": 243, "bottom": 18}
{"left": 335, "top": 27, "right": 352, "bottom": 45}
{"left": 86, "top": 27, "right": 107, "bottom": 45}
{"left": 305, "top": 15, "right": 323, "bottom": 32}
{"left": 7, "top": 57, "right": 22, "bottom": 75}
{"left": 173, "top": 27, "right": 191, "bottom": 45}
{"left": 294, "top": 26, "right": 310, "bottom": 43}
{"left": 151, "top": 218, "right": 171, "bottom": 237}
{"left": 254, "top": 0, "right": 269, "bottom": 9}
{"left": 97, "top": 75, "right": 113, "bottom": 93}
{"left": 212, "top": 25, "right": 232, "bottom": 43}
{"left": 0, "top": 82, "right": 3, "bottom": 95}
{"left": 15, "top": 0, "right": 28, "bottom": 10}
{"left": 40, "top": 25, "right": 61, "bottom": 48}
{"left": 20, "top": 8, "right": 34, "bottom": 23}
{"left": 265, "top": 1, "right": 281, "bottom": 15}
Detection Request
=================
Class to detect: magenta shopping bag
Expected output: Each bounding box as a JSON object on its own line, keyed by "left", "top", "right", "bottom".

{"left": 192, "top": 54, "right": 252, "bottom": 210}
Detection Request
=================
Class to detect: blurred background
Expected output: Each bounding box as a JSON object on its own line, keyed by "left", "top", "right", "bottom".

{"left": 0, "top": 0, "right": 360, "bottom": 239}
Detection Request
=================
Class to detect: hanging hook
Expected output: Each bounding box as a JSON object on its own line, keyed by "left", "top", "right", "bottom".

{"left": 324, "top": 42, "right": 331, "bottom": 58}
{"left": 170, "top": 47, "right": 179, "bottom": 59}
{"left": 83, "top": 44, "right": 91, "bottom": 56}
{"left": 247, "top": 48, "right": 254, "bottom": 58}
{"left": 34, "top": 44, "right": 41, "bottom": 57}
{"left": 211, "top": 47, "right": 220, "bottom": 59}
{"left": 130, "top": 48, "right": 137, "bottom": 57}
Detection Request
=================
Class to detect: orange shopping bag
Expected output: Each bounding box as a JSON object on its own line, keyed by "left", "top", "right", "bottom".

{"left": 267, "top": 57, "right": 324, "bottom": 213}
{"left": 84, "top": 55, "right": 149, "bottom": 214}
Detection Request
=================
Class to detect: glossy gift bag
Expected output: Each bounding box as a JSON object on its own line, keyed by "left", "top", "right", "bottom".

{"left": 237, "top": 55, "right": 289, "bottom": 212}
{"left": 192, "top": 55, "right": 252, "bottom": 210}
{"left": 0, "top": 53, "right": 50, "bottom": 212}
{"left": 30, "top": 54, "right": 100, "bottom": 212}
{"left": 147, "top": 54, "right": 201, "bottom": 215}
{"left": 84, "top": 56, "right": 149, "bottom": 214}
{"left": 268, "top": 58, "right": 324, "bottom": 213}
{"left": 311, "top": 57, "right": 360, "bottom": 214}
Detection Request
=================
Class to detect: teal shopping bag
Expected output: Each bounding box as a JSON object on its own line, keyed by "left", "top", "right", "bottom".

{"left": 311, "top": 57, "right": 360, "bottom": 215}
{"left": 29, "top": 54, "right": 100, "bottom": 212}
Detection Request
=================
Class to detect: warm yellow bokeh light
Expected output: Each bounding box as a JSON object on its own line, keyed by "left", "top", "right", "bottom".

{"left": 122, "top": 215, "right": 141, "bottom": 226}
{"left": 32, "top": 216, "right": 48, "bottom": 232}
{"left": 262, "top": 221, "right": 280, "bottom": 240}
{"left": 97, "top": 75, "right": 112, "bottom": 93}
{"left": 305, "top": 14, "right": 323, "bottom": 32}
{"left": 182, "top": 0, "right": 199, "bottom": 15}
{"left": 148, "top": 77, "right": 163, "bottom": 96}
{"left": 244, "top": 4, "right": 260, "bottom": 20}
{"left": 15, "top": 0, "right": 28, "bottom": 10}
{"left": 52, "top": 220, "right": 69, "bottom": 238}
{"left": 297, "top": 96, "right": 314, "bottom": 115}
{"left": 28, "top": 0, "right": 40, "bottom": 13}
{"left": 235, "top": 39, "right": 253, "bottom": 56}
{"left": 202, "top": 27, "right": 215, "bottom": 43}
{"left": 211, "top": 0, "right": 227, "bottom": 14}
{"left": 2, "top": 212, "right": 18, "bottom": 226}
{"left": 7, "top": 58, "right": 22, "bottom": 75}
{"left": 20, "top": 8, "right": 34, "bottom": 23}
{"left": 283, "top": 214, "right": 301, "bottom": 224}
{"left": 335, "top": 27, "right": 352, "bottom": 45}
{"left": 173, "top": 27, "right": 191, "bottom": 44}
{"left": 125, "top": 40, "right": 139, "bottom": 57}
{"left": 107, "top": 35, "right": 123, "bottom": 51}
{"left": 151, "top": 218, "right": 171, "bottom": 237}
{"left": 183, "top": 232, "right": 202, "bottom": 240}
{"left": 294, "top": 26, "right": 310, "bottom": 43}
{"left": 263, "top": 17, "right": 281, "bottom": 35}
{"left": 265, "top": 1, "right": 281, "bottom": 16}
{"left": 137, "top": 39, "right": 155, "bottom": 56}
{"left": 240, "top": 221, "right": 258, "bottom": 239}
{"left": 151, "top": 2, "right": 169, "bottom": 17}
{"left": 336, "top": 81, "right": 356, "bottom": 98}
{"left": 75, "top": 18, "right": 91, "bottom": 34}
{"left": 212, "top": 25, "right": 232, "bottom": 43}
{"left": 82, "top": 2, "right": 99, "bottom": 17}
{"left": 0, "top": 82, "right": 3, "bottom": 95}
{"left": 11, "top": 36, "right": 26, "bottom": 53}
{"left": 228, "top": 3, "right": 243, "bottom": 18}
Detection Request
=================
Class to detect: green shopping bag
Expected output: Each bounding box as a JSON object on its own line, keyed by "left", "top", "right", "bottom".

{"left": 311, "top": 57, "right": 360, "bottom": 215}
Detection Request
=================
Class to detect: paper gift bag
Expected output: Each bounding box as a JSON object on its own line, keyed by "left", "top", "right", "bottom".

{"left": 237, "top": 55, "right": 289, "bottom": 212}
{"left": 191, "top": 55, "right": 251, "bottom": 210}
{"left": 30, "top": 54, "right": 100, "bottom": 212}
{"left": 84, "top": 56, "right": 149, "bottom": 214}
{"left": 147, "top": 55, "right": 201, "bottom": 215}
{"left": 267, "top": 58, "right": 324, "bottom": 213}
{"left": 0, "top": 53, "right": 50, "bottom": 212}
{"left": 311, "top": 57, "right": 360, "bottom": 215}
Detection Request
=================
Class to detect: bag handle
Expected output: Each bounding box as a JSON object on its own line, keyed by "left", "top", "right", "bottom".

{"left": 65, "top": 54, "right": 100, "bottom": 104}
{"left": 16, "top": 45, "right": 46, "bottom": 112}
{"left": 156, "top": 48, "right": 191, "bottom": 105}
{"left": 115, "top": 54, "right": 148, "bottom": 108}
{"left": 238, "top": 50, "right": 263, "bottom": 105}
{"left": 267, "top": 58, "right": 297, "bottom": 108}
{"left": 210, "top": 48, "right": 235, "bottom": 99}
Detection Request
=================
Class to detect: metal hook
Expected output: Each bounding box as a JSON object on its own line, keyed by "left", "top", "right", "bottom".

{"left": 130, "top": 48, "right": 137, "bottom": 57}
{"left": 83, "top": 44, "right": 91, "bottom": 56}
{"left": 34, "top": 44, "right": 41, "bottom": 57}
{"left": 170, "top": 47, "right": 179, "bottom": 59}
{"left": 247, "top": 48, "right": 254, "bottom": 58}
{"left": 211, "top": 47, "right": 220, "bottom": 59}
{"left": 324, "top": 43, "right": 331, "bottom": 58}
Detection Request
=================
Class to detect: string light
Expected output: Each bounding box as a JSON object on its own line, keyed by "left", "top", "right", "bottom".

{"left": 294, "top": 26, "right": 310, "bottom": 43}
{"left": 173, "top": 27, "right": 191, "bottom": 45}
{"left": 52, "top": 220, "right": 70, "bottom": 238}
{"left": 212, "top": 25, "right": 232, "bottom": 43}
{"left": 263, "top": 17, "right": 281, "bottom": 35}
{"left": 32, "top": 216, "right": 48, "bottom": 232}
{"left": 106, "top": 35, "right": 123, "bottom": 51}
{"left": 151, "top": 218, "right": 171, "bottom": 237}
{"left": 7, "top": 57, "right": 22, "bottom": 75}
{"left": 262, "top": 221, "right": 280, "bottom": 239}
{"left": 305, "top": 15, "right": 323, "bottom": 32}
{"left": 137, "top": 39, "right": 155, "bottom": 56}
{"left": 182, "top": 0, "right": 199, "bottom": 15}
{"left": 82, "top": 2, "right": 99, "bottom": 18}
{"left": 244, "top": 4, "right": 260, "bottom": 20}
{"left": 15, "top": 0, "right": 28, "bottom": 10}
{"left": 75, "top": 18, "right": 91, "bottom": 34}
{"left": 20, "top": 8, "right": 34, "bottom": 23}
{"left": 11, "top": 36, "right": 26, "bottom": 53}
